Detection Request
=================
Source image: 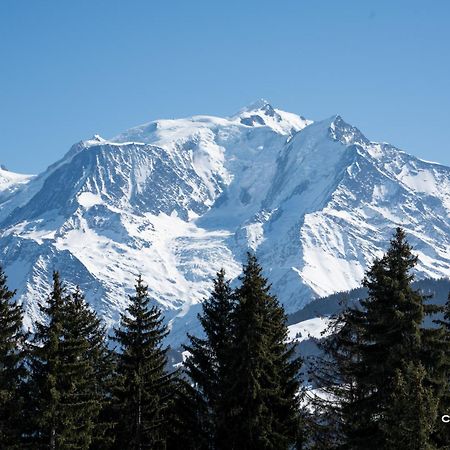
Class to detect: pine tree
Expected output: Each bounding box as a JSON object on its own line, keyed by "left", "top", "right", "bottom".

{"left": 351, "top": 228, "right": 439, "bottom": 449}
{"left": 226, "top": 253, "right": 303, "bottom": 450}
{"left": 166, "top": 376, "right": 210, "bottom": 450}
{"left": 59, "top": 287, "right": 115, "bottom": 449}
{"left": 383, "top": 361, "right": 436, "bottom": 450}
{"left": 0, "top": 266, "right": 25, "bottom": 449}
{"left": 183, "top": 268, "right": 235, "bottom": 449}
{"left": 309, "top": 228, "right": 443, "bottom": 449}
{"left": 429, "top": 291, "right": 450, "bottom": 448}
{"left": 24, "top": 271, "right": 67, "bottom": 449}
{"left": 308, "top": 303, "right": 368, "bottom": 449}
{"left": 316, "top": 228, "right": 438, "bottom": 450}
{"left": 25, "top": 273, "right": 112, "bottom": 449}
{"left": 112, "top": 275, "right": 171, "bottom": 449}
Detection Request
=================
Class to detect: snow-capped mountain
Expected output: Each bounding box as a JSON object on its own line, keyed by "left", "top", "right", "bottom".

{"left": 1, "top": 100, "right": 449, "bottom": 344}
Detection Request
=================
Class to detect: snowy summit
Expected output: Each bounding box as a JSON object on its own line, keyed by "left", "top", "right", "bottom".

{"left": 0, "top": 101, "right": 450, "bottom": 345}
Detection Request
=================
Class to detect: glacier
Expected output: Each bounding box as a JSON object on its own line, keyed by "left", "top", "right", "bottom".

{"left": 1, "top": 100, "right": 449, "bottom": 345}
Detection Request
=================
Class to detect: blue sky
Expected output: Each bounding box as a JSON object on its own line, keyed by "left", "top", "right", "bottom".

{"left": 1, "top": 0, "right": 449, "bottom": 173}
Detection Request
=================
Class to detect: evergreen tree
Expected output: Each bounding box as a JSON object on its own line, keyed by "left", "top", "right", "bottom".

{"left": 0, "top": 266, "right": 25, "bottom": 449}
{"left": 310, "top": 228, "right": 443, "bottom": 449}
{"left": 357, "top": 228, "right": 439, "bottom": 449}
{"left": 59, "top": 288, "right": 115, "bottom": 449}
{"left": 319, "top": 228, "right": 440, "bottom": 450}
{"left": 226, "top": 253, "right": 303, "bottom": 450}
{"left": 112, "top": 275, "right": 171, "bottom": 449}
{"left": 166, "top": 376, "right": 210, "bottom": 450}
{"left": 308, "top": 303, "right": 368, "bottom": 450}
{"left": 24, "top": 271, "right": 67, "bottom": 449}
{"left": 382, "top": 361, "right": 436, "bottom": 450}
{"left": 25, "top": 273, "right": 112, "bottom": 449}
{"left": 183, "top": 268, "right": 235, "bottom": 449}
{"left": 429, "top": 291, "right": 450, "bottom": 448}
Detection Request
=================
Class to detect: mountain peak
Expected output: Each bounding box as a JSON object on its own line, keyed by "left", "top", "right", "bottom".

{"left": 327, "top": 115, "right": 369, "bottom": 146}
{"left": 241, "top": 98, "right": 272, "bottom": 112}
{"left": 92, "top": 134, "right": 105, "bottom": 142}
{"left": 235, "top": 98, "right": 279, "bottom": 118}
{"left": 234, "top": 99, "right": 284, "bottom": 127}
{"left": 4, "top": 104, "right": 450, "bottom": 347}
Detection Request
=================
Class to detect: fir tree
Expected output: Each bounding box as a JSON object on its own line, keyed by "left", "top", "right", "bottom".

{"left": 0, "top": 266, "right": 25, "bottom": 449}
{"left": 166, "top": 376, "right": 210, "bottom": 450}
{"left": 25, "top": 273, "right": 112, "bottom": 449}
{"left": 358, "top": 228, "right": 439, "bottom": 449}
{"left": 24, "top": 271, "right": 67, "bottom": 449}
{"left": 383, "top": 361, "right": 436, "bottom": 450}
{"left": 183, "top": 268, "right": 235, "bottom": 449}
{"left": 308, "top": 303, "right": 368, "bottom": 450}
{"left": 59, "top": 287, "right": 114, "bottom": 449}
{"left": 226, "top": 253, "right": 303, "bottom": 450}
{"left": 112, "top": 275, "right": 171, "bottom": 449}
{"left": 340, "top": 228, "right": 440, "bottom": 449}
{"left": 310, "top": 228, "right": 443, "bottom": 449}
{"left": 429, "top": 291, "right": 450, "bottom": 448}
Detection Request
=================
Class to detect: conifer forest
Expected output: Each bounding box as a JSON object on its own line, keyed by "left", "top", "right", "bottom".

{"left": 1, "top": 228, "right": 450, "bottom": 449}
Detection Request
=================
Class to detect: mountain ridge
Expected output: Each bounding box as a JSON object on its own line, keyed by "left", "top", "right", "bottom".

{"left": 1, "top": 102, "right": 449, "bottom": 345}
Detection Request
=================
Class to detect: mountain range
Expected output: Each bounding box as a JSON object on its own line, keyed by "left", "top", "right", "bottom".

{"left": 1, "top": 100, "right": 449, "bottom": 345}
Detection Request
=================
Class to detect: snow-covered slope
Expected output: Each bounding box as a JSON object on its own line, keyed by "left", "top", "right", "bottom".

{"left": 0, "top": 166, "right": 33, "bottom": 196}
{"left": 1, "top": 101, "right": 449, "bottom": 345}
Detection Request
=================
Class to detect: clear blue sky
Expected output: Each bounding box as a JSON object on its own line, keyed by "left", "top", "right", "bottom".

{"left": 1, "top": 0, "right": 449, "bottom": 173}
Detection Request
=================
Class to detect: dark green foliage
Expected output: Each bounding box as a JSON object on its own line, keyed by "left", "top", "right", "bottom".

{"left": 25, "top": 272, "right": 112, "bottom": 449}
{"left": 166, "top": 376, "right": 210, "bottom": 450}
{"left": 226, "top": 254, "right": 302, "bottom": 450}
{"left": 357, "top": 228, "right": 439, "bottom": 449}
{"left": 24, "top": 271, "right": 67, "bottom": 448}
{"left": 112, "top": 275, "right": 171, "bottom": 449}
{"left": 183, "top": 268, "right": 235, "bottom": 448}
{"left": 430, "top": 291, "right": 450, "bottom": 448}
{"left": 5, "top": 226, "right": 449, "bottom": 448}
{"left": 61, "top": 288, "right": 115, "bottom": 449}
{"left": 308, "top": 303, "right": 368, "bottom": 449}
{"left": 183, "top": 257, "right": 303, "bottom": 449}
{"left": 0, "top": 266, "right": 25, "bottom": 449}
{"left": 312, "top": 228, "right": 442, "bottom": 449}
{"left": 383, "top": 361, "right": 436, "bottom": 450}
